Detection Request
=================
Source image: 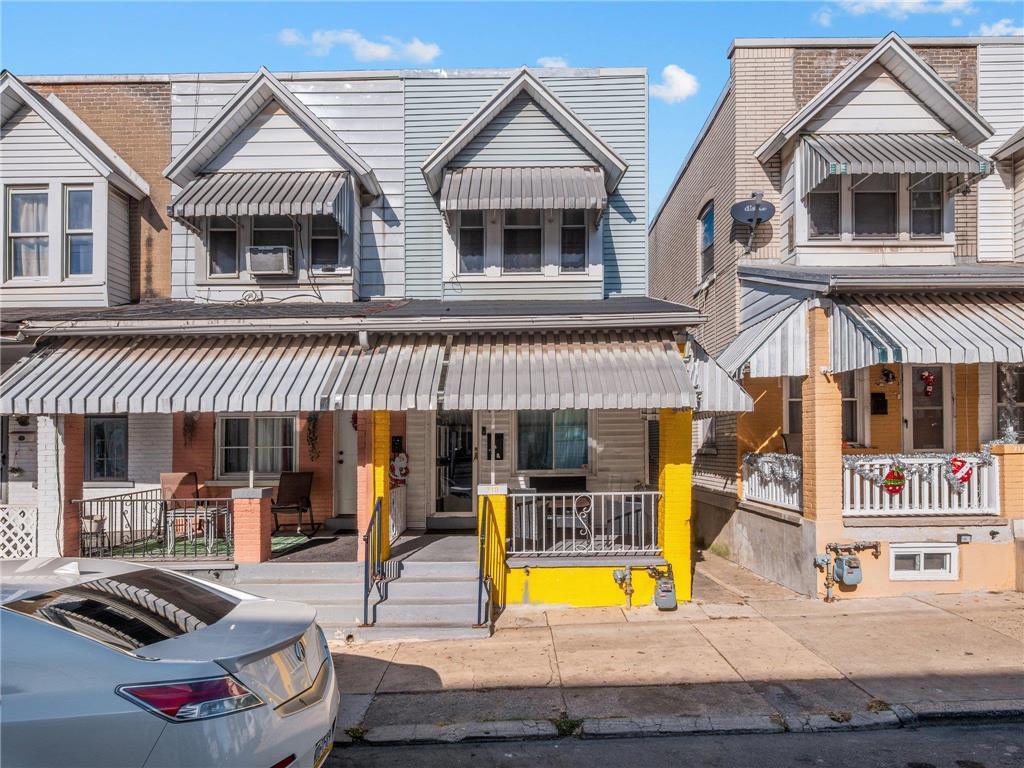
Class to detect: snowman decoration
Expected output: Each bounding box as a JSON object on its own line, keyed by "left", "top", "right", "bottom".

{"left": 390, "top": 451, "right": 409, "bottom": 487}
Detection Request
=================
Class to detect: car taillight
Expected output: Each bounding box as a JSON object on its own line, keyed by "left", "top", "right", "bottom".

{"left": 118, "top": 676, "right": 263, "bottom": 722}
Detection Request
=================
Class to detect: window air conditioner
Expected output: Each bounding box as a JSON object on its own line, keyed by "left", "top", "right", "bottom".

{"left": 247, "top": 246, "right": 294, "bottom": 275}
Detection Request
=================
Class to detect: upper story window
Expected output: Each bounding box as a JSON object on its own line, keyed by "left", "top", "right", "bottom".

{"left": 252, "top": 215, "right": 295, "bottom": 250}
{"left": 560, "top": 210, "right": 587, "bottom": 273}
{"left": 7, "top": 188, "right": 48, "bottom": 278}
{"left": 208, "top": 217, "right": 239, "bottom": 276}
{"left": 808, "top": 175, "right": 840, "bottom": 239}
{"left": 910, "top": 174, "right": 942, "bottom": 238}
{"left": 458, "top": 211, "right": 485, "bottom": 274}
{"left": 699, "top": 202, "right": 714, "bottom": 277}
{"left": 311, "top": 214, "right": 349, "bottom": 272}
{"left": 65, "top": 188, "right": 93, "bottom": 276}
{"left": 853, "top": 174, "right": 897, "bottom": 238}
{"left": 503, "top": 210, "right": 542, "bottom": 273}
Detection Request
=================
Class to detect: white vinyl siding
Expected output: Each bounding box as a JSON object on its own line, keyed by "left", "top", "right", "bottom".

{"left": 0, "top": 106, "right": 95, "bottom": 181}
{"left": 206, "top": 102, "right": 342, "bottom": 173}
{"left": 977, "top": 45, "right": 1024, "bottom": 263}
{"left": 1015, "top": 155, "right": 1024, "bottom": 263}
{"left": 106, "top": 187, "right": 131, "bottom": 304}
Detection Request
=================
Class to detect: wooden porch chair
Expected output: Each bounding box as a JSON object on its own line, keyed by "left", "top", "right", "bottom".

{"left": 272, "top": 471, "right": 316, "bottom": 536}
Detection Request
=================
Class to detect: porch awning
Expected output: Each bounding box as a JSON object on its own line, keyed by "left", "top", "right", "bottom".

{"left": 830, "top": 292, "right": 1024, "bottom": 373}
{"left": 439, "top": 166, "right": 607, "bottom": 212}
{"left": 168, "top": 170, "right": 352, "bottom": 225}
{"left": 802, "top": 133, "right": 991, "bottom": 195}
{"left": 716, "top": 302, "right": 809, "bottom": 379}
{"left": 685, "top": 339, "right": 753, "bottom": 413}
{"left": 441, "top": 331, "right": 696, "bottom": 410}
{"left": 322, "top": 334, "right": 446, "bottom": 411}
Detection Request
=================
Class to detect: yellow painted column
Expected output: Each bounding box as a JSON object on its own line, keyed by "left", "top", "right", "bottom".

{"left": 659, "top": 408, "right": 693, "bottom": 601}
{"left": 371, "top": 410, "right": 391, "bottom": 560}
{"left": 477, "top": 486, "right": 508, "bottom": 618}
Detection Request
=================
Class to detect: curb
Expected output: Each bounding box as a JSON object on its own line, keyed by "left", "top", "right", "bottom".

{"left": 342, "top": 700, "right": 1024, "bottom": 746}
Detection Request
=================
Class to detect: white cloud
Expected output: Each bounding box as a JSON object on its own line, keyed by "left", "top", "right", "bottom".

{"left": 812, "top": 7, "right": 834, "bottom": 26}
{"left": 278, "top": 28, "right": 441, "bottom": 63}
{"left": 537, "top": 56, "right": 569, "bottom": 68}
{"left": 950, "top": 16, "right": 963, "bottom": 27}
{"left": 838, "top": 0, "right": 975, "bottom": 17}
{"left": 975, "top": 18, "right": 1024, "bottom": 36}
{"left": 650, "top": 64, "right": 699, "bottom": 104}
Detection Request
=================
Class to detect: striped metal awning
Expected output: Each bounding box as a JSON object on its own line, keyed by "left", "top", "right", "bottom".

{"left": 830, "top": 292, "right": 1024, "bottom": 373}
{"left": 802, "top": 133, "right": 991, "bottom": 195}
{"left": 323, "top": 334, "right": 446, "bottom": 411}
{"left": 685, "top": 339, "right": 753, "bottom": 413}
{"left": 439, "top": 166, "right": 607, "bottom": 212}
{"left": 441, "top": 331, "right": 696, "bottom": 411}
{"left": 169, "top": 170, "right": 352, "bottom": 225}
{"left": 716, "top": 303, "right": 809, "bottom": 379}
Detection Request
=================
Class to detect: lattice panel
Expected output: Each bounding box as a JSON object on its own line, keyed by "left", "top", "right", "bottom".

{"left": 1, "top": 506, "right": 38, "bottom": 559}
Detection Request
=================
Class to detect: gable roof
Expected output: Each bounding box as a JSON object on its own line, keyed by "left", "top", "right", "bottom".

{"left": 0, "top": 70, "right": 150, "bottom": 199}
{"left": 420, "top": 67, "right": 628, "bottom": 195}
{"left": 755, "top": 32, "right": 993, "bottom": 163}
{"left": 993, "top": 125, "right": 1024, "bottom": 160}
{"left": 163, "top": 67, "right": 381, "bottom": 198}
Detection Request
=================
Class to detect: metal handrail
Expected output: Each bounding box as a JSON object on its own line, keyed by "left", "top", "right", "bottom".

{"left": 475, "top": 500, "right": 491, "bottom": 627}
{"left": 361, "top": 497, "right": 385, "bottom": 626}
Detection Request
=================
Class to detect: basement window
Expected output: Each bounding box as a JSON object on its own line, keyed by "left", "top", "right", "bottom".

{"left": 889, "top": 542, "right": 958, "bottom": 581}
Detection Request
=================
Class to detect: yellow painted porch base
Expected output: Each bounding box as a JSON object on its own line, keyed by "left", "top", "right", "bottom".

{"left": 505, "top": 565, "right": 687, "bottom": 608}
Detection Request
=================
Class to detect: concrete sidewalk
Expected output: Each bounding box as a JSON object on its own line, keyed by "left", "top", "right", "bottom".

{"left": 330, "top": 554, "right": 1024, "bottom": 745}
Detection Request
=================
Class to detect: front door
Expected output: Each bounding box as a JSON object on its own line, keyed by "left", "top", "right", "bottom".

{"left": 432, "top": 410, "right": 475, "bottom": 530}
{"left": 903, "top": 364, "right": 953, "bottom": 452}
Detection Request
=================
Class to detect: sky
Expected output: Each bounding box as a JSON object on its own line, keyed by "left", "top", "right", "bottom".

{"left": 2, "top": 1, "right": 1022, "bottom": 215}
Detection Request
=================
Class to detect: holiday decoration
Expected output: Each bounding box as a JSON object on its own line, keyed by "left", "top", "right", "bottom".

{"left": 948, "top": 456, "right": 972, "bottom": 486}
{"left": 919, "top": 369, "right": 936, "bottom": 397}
{"left": 389, "top": 452, "right": 409, "bottom": 487}
{"left": 742, "top": 452, "right": 802, "bottom": 488}
{"left": 306, "top": 411, "right": 321, "bottom": 461}
{"left": 878, "top": 367, "right": 898, "bottom": 386}
{"left": 882, "top": 468, "right": 905, "bottom": 496}
{"left": 996, "top": 364, "right": 1021, "bottom": 444}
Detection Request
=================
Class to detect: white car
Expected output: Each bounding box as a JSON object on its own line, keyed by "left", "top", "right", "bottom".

{"left": 0, "top": 558, "right": 339, "bottom": 768}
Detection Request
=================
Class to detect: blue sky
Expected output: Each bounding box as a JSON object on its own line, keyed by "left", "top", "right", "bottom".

{"left": 3, "top": 1, "right": 1022, "bottom": 213}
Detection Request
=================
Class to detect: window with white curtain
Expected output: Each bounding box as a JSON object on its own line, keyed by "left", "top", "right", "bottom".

{"left": 517, "top": 410, "right": 588, "bottom": 471}
{"left": 217, "top": 414, "right": 297, "bottom": 478}
{"left": 457, "top": 210, "right": 485, "bottom": 274}
{"left": 65, "top": 187, "right": 93, "bottom": 276}
{"left": 7, "top": 188, "right": 48, "bottom": 278}
{"left": 559, "top": 210, "right": 586, "bottom": 273}
{"left": 502, "top": 210, "right": 542, "bottom": 273}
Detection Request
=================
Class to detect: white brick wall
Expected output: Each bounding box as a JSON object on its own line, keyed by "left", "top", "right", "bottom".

{"left": 7, "top": 417, "right": 38, "bottom": 507}
{"left": 35, "top": 415, "right": 64, "bottom": 557}
{"left": 82, "top": 413, "right": 173, "bottom": 499}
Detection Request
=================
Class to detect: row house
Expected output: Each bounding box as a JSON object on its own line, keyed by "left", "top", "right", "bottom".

{"left": 0, "top": 65, "right": 748, "bottom": 633}
{"left": 650, "top": 33, "right": 1024, "bottom": 597}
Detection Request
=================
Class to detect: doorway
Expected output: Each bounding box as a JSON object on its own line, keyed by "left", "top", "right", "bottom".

{"left": 903, "top": 364, "right": 953, "bottom": 452}
{"left": 432, "top": 410, "right": 475, "bottom": 530}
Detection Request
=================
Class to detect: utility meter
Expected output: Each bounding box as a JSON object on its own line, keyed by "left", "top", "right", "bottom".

{"left": 833, "top": 555, "right": 863, "bottom": 586}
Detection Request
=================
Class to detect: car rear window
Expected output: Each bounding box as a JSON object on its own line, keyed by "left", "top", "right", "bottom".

{"left": 3, "top": 569, "right": 238, "bottom": 652}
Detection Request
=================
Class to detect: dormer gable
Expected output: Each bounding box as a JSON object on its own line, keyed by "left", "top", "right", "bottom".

{"left": 421, "top": 67, "right": 627, "bottom": 194}
{"left": 164, "top": 67, "right": 381, "bottom": 198}
{"left": 757, "top": 32, "right": 992, "bottom": 162}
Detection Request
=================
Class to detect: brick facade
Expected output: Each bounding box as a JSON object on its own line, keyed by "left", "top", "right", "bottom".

{"left": 32, "top": 81, "right": 173, "bottom": 299}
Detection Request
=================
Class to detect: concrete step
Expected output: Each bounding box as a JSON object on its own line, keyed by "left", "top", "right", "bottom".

{"left": 235, "top": 561, "right": 363, "bottom": 583}
{"left": 233, "top": 580, "right": 365, "bottom": 603}
{"left": 383, "top": 577, "right": 480, "bottom": 602}
{"left": 372, "top": 598, "right": 479, "bottom": 626}
{"left": 306, "top": 602, "right": 365, "bottom": 628}
{"left": 343, "top": 624, "right": 491, "bottom": 642}
{"left": 395, "top": 560, "right": 479, "bottom": 579}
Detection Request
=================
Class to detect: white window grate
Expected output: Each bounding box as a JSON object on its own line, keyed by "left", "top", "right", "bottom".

{"left": 1, "top": 506, "right": 38, "bottom": 559}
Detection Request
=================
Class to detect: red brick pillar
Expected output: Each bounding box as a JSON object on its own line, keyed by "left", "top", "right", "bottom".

{"left": 802, "top": 305, "right": 843, "bottom": 524}
{"left": 232, "top": 487, "right": 273, "bottom": 563}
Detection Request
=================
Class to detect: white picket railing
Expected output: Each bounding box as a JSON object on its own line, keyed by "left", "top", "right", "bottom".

{"left": 389, "top": 484, "right": 407, "bottom": 545}
{"left": 741, "top": 455, "right": 802, "bottom": 512}
{"left": 842, "top": 456, "right": 1000, "bottom": 517}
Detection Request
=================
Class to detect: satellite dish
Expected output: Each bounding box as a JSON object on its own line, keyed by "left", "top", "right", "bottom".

{"left": 730, "top": 197, "right": 776, "bottom": 227}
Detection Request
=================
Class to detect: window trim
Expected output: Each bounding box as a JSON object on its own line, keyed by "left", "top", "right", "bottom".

{"left": 215, "top": 413, "right": 298, "bottom": 480}
{"left": 456, "top": 210, "right": 486, "bottom": 275}
{"left": 6, "top": 186, "right": 50, "bottom": 281}
{"left": 206, "top": 216, "right": 240, "bottom": 279}
{"left": 698, "top": 201, "right": 715, "bottom": 278}
{"left": 993, "top": 363, "right": 1024, "bottom": 444}
{"left": 852, "top": 173, "right": 898, "bottom": 240}
{"left": 310, "top": 214, "right": 347, "bottom": 273}
{"left": 838, "top": 369, "right": 870, "bottom": 448}
{"left": 782, "top": 376, "right": 804, "bottom": 436}
{"left": 84, "top": 414, "right": 129, "bottom": 483}
{"left": 695, "top": 415, "right": 718, "bottom": 456}
{"left": 501, "top": 209, "right": 544, "bottom": 275}
{"left": 513, "top": 409, "right": 592, "bottom": 475}
{"left": 807, "top": 176, "right": 841, "bottom": 241}
{"left": 558, "top": 209, "right": 587, "bottom": 274}
{"left": 908, "top": 173, "right": 944, "bottom": 240}
{"left": 63, "top": 186, "right": 94, "bottom": 278}
{"left": 889, "top": 542, "right": 958, "bottom": 582}
{"left": 902, "top": 363, "right": 954, "bottom": 453}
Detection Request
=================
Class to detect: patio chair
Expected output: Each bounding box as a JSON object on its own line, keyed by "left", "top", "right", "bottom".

{"left": 159, "top": 472, "right": 202, "bottom": 552}
{"left": 272, "top": 471, "right": 316, "bottom": 536}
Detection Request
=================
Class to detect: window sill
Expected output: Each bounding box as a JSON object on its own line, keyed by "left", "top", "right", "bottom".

{"left": 83, "top": 480, "right": 134, "bottom": 489}
{"left": 448, "top": 273, "right": 601, "bottom": 284}
{"left": 206, "top": 478, "right": 281, "bottom": 487}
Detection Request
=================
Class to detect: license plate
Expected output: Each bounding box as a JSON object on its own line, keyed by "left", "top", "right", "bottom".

{"left": 313, "top": 721, "right": 334, "bottom": 768}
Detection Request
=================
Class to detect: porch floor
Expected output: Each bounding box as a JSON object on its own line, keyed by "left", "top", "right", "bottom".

{"left": 390, "top": 533, "right": 478, "bottom": 563}
{"left": 272, "top": 532, "right": 358, "bottom": 562}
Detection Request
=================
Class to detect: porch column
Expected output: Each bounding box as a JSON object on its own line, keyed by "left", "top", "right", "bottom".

{"left": 659, "top": 408, "right": 693, "bottom": 601}
{"left": 232, "top": 487, "right": 273, "bottom": 563}
{"left": 991, "top": 444, "right": 1024, "bottom": 592}
{"left": 477, "top": 485, "right": 508, "bottom": 620}
{"left": 35, "top": 415, "right": 71, "bottom": 558}
{"left": 372, "top": 411, "right": 391, "bottom": 560}
{"left": 802, "top": 305, "right": 843, "bottom": 524}
{"left": 355, "top": 411, "right": 391, "bottom": 561}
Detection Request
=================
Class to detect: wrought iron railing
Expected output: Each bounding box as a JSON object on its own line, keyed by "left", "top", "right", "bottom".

{"left": 361, "top": 497, "right": 386, "bottom": 626}
{"left": 76, "top": 489, "right": 233, "bottom": 560}
{"left": 507, "top": 491, "right": 662, "bottom": 556}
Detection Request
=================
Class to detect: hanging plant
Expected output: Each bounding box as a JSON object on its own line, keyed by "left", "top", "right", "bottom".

{"left": 306, "top": 412, "right": 322, "bottom": 461}
{"left": 182, "top": 413, "right": 198, "bottom": 446}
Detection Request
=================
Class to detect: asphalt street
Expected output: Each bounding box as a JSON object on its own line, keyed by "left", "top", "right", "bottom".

{"left": 328, "top": 723, "right": 1024, "bottom": 768}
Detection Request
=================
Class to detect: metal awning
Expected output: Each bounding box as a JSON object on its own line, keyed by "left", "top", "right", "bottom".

{"left": 441, "top": 331, "right": 695, "bottom": 410}
{"left": 830, "top": 292, "right": 1024, "bottom": 372}
{"left": 802, "top": 133, "right": 991, "bottom": 195}
{"left": 323, "top": 334, "right": 446, "bottom": 411}
{"left": 439, "top": 166, "right": 607, "bottom": 212}
{"left": 169, "top": 170, "right": 352, "bottom": 225}
{"left": 716, "top": 303, "right": 809, "bottom": 379}
{"left": 685, "top": 339, "right": 753, "bottom": 413}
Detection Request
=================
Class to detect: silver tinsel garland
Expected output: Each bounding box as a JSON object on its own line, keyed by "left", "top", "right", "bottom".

{"left": 842, "top": 445, "right": 1000, "bottom": 495}
{"left": 742, "top": 452, "right": 802, "bottom": 488}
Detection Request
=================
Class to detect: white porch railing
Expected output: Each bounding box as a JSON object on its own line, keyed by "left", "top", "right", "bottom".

{"left": 842, "top": 456, "right": 1000, "bottom": 517}
{"left": 389, "top": 484, "right": 407, "bottom": 545}
{"left": 1, "top": 506, "right": 38, "bottom": 559}
{"left": 741, "top": 454, "right": 803, "bottom": 512}
{"left": 507, "top": 491, "right": 661, "bottom": 556}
